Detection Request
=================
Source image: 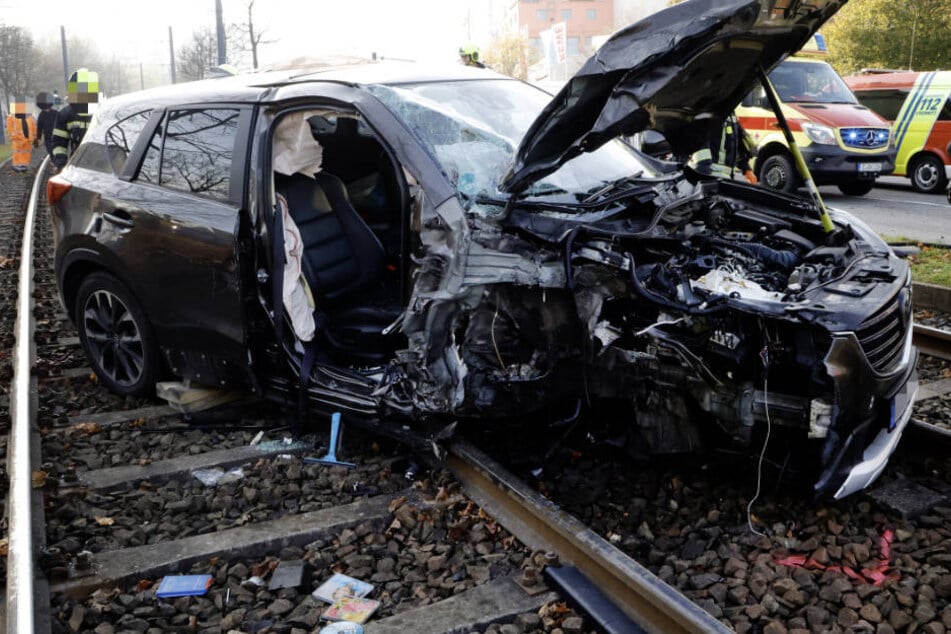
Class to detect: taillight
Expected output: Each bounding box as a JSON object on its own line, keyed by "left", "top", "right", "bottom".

{"left": 47, "top": 176, "right": 72, "bottom": 205}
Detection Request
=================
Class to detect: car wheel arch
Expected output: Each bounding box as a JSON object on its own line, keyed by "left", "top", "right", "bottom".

{"left": 908, "top": 151, "right": 948, "bottom": 193}
{"left": 60, "top": 250, "right": 140, "bottom": 321}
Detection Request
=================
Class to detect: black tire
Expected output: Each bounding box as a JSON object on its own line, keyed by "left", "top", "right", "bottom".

{"left": 75, "top": 272, "right": 160, "bottom": 397}
{"left": 910, "top": 154, "right": 948, "bottom": 194}
{"left": 758, "top": 153, "right": 800, "bottom": 193}
{"left": 837, "top": 181, "right": 874, "bottom": 196}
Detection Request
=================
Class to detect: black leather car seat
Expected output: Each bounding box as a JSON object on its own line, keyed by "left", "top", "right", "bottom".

{"left": 275, "top": 171, "right": 384, "bottom": 302}
{"left": 275, "top": 170, "right": 401, "bottom": 364}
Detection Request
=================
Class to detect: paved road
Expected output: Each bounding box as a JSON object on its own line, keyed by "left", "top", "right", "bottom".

{"left": 816, "top": 176, "right": 949, "bottom": 245}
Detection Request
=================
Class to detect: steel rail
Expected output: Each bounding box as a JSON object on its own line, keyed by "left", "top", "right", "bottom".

{"left": 447, "top": 440, "right": 731, "bottom": 634}
{"left": 913, "top": 323, "right": 951, "bottom": 361}
{"left": 7, "top": 157, "right": 48, "bottom": 632}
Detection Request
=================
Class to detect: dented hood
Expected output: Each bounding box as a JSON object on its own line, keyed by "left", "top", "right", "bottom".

{"left": 500, "top": 0, "right": 848, "bottom": 193}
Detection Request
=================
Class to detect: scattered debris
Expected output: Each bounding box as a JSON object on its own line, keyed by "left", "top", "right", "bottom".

{"left": 269, "top": 559, "right": 309, "bottom": 590}
{"left": 191, "top": 466, "right": 245, "bottom": 487}
{"left": 322, "top": 596, "right": 380, "bottom": 625}
{"left": 319, "top": 622, "right": 364, "bottom": 634}
{"left": 313, "top": 573, "right": 374, "bottom": 604}
{"left": 154, "top": 574, "right": 213, "bottom": 598}
{"left": 156, "top": 380, "right": 241, "bottom": 414}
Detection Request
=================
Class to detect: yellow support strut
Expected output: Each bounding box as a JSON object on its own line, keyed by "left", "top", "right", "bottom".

{"left": 757, "top": 67, "right": 835, "bottom": 234}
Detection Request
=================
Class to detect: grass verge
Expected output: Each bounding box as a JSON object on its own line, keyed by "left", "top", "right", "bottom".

{"left": 884, "top": 237, "right": 951, "bottom": 287}
{"left": 0, "top": 143, "right": 12, "bottom": 164}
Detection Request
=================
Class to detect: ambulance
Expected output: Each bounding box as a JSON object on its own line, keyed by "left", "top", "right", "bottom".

{"left": 736, "top": 34, "right": 895, "bottom": 196}
{"left": 845, "top": 70, "right": 951, "bottom": 194}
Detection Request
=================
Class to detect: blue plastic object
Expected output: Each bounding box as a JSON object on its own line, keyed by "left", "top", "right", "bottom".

{"left": 303, "top": 412, "right": 355, "bottom": 467}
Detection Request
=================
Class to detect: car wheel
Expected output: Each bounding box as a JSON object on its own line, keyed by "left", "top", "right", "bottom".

{"left": 75, "top": 272, "right": 160, "bottom": 397}
{"left": 837, "top": 181, "right": 874, "bottom": 196}
{"left": 759, "top": 154, "right": 799, "bottom": 193}
{"left": 910, "top": 154, "right": 948, "bottom": 194}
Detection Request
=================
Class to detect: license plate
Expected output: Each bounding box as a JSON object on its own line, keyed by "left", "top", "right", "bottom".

{"left": 857, "top": 162, "right": 882, "bottom": 173}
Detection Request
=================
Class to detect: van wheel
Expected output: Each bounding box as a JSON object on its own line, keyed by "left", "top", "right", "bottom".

{"left": 910, "top": 155, "right": 947, "bottom": 194}
{"left": 837, "top": 181, "right": 874, "bottom": 196}
{"left": 75, "top": 272, "right": 160, "bottom": 397}
{"left": 759, "top": 154, "right": 800, "bottom": 193}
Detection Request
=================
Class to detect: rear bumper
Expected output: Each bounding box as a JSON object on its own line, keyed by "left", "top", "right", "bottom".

{"left": 800, "top": 144, "right": 896, "bottom": 184}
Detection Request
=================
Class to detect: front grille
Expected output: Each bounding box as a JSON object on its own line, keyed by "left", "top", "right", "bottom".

{"left": 856, "top": 297, "right": 907, "bottom": 373}
{"left": 840, "top": 127, "right": 890, "bottom": 150}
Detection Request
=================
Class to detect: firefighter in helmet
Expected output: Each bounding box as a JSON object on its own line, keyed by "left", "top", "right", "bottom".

{"left": 459, "top": 43, "right": 486, "bottom": 69}
{"left": 51, "top": 68, "right": 99, "bottom": 170}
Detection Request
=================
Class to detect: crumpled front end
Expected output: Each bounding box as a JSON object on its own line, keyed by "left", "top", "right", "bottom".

{"left": 814, "top": 322, "right": 918, "bottom": 499}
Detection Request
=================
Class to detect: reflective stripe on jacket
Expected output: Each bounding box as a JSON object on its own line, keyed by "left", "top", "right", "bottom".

{"left": 51, "top": 104, "right": 93, "bottom": 167}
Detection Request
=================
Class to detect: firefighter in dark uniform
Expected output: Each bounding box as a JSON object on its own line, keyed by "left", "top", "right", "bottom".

{"left": 35, "top": 92, "right": 58, "bottom": 159}
{"left": 51, "top": 69, "right": 99, "bottom": 170}
{"left": 692, "top": 114, "right": 758, "bottom": 184}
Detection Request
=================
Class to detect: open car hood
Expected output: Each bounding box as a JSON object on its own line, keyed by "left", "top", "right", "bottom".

{"left": 500, "top": 0, "right": 848, "bottom": 193}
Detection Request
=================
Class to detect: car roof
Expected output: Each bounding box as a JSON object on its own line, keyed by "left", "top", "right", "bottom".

{"left": 97, "top": 59, "right": 501, "bottom": 113}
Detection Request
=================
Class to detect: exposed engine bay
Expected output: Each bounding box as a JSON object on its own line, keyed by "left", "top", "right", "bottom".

{"left": 395, "top": 176, "right": 916, "bottom": 500}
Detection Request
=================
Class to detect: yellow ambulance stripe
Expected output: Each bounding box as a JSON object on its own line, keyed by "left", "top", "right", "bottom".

{"left": 892, "top": 72, "right": 951, "bottom": 169}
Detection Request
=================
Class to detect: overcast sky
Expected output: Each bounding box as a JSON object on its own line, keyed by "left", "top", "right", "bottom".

{"left": 2, "top": 0, "right": 504, "bottom": 73}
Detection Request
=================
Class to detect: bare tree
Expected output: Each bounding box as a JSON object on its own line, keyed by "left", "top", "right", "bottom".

{"left": 0, "top": 25, "right": 37, "bottom": 105}
{"left": 484, "top": 30, "right": 539, "bottom": 82}
{"left": 229, "top": 0, "right": 274, "bottom": 69}
{"left": 177, "top": 28, "right": 219, "bottom": 82}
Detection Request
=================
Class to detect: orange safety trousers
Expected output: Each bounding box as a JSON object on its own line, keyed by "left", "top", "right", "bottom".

{"left": 6, "top": 115, "right": 37, "bottom": 168}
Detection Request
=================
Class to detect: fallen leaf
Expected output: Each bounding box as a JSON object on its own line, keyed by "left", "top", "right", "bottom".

{"left": 32, "top": 470, "right": 49, "bottom": 488}
{"left": 135, "top": 579, "right": 153, "bottom": 592}
{"left": 95, "top": 517, "right": 114, "bottom": 526}
{"left": 0, "top": 538, "right": 8, "bottom": 556}
{"left": 70, "top": 422, "right": 102, "bottom": 436}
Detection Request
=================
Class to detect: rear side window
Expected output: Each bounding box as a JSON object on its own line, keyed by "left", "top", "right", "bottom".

{"left": 105, "top": 110, "right": 152, "bottom": 174}
{"left": 135, "top": 108, "right": 241, "bottom": 202}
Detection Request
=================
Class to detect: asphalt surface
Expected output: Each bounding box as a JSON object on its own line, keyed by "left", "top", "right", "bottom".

{"left": 818, "top": 176, "right": 950, "bottom": 245}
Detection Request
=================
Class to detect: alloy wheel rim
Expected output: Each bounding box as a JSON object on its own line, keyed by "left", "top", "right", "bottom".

{"left": 82, "top": 290, "right": 145, "bottom": 387}
{"left": 765, "top": 163, "right": 787, "bottom": 189}
{"left": 915, "top": 162, "right": 938, "bottom": 190}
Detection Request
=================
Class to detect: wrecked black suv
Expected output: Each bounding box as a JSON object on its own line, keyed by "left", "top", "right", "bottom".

{"left": 49, "top": 0, "right": 917, "bottom": 500}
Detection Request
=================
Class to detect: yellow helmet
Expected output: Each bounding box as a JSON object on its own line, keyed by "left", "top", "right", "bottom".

{"left": 459, "top": 43, "right": 481, "bottom": 63}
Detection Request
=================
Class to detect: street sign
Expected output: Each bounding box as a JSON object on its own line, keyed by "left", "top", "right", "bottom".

{"left": 551, "top": 21, "right": 567, "bottom": 64}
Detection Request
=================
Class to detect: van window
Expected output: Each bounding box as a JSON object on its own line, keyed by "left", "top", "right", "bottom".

{"left": 134, "top": 108, "right": 240, "bottom": 202}
{"left": 939, "top": 97, "right": 951, "bottom": 122}
{"left": 769, "top": 60, "right": 857, "bottom": 105}
{"left": 854, "top": 89, "right": 909, "bottom": 121}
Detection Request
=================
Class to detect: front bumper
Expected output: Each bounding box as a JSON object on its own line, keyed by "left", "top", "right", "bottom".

{"left": 813, "top": 325, "right": 918, "bottom": 500}
{"left": 800, "top": 144, "right": 896, "bottom": 184}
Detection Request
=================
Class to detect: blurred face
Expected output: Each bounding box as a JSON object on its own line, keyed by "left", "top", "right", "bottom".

{"left": 11, "top": 100, "right": 27, "bottom": 115}
{"left": 68, "top": 70, "right": 100, "bottom": 113}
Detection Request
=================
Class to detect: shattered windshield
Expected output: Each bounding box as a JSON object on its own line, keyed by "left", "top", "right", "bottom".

{"left": 368, "top": 79, "right": 651, "bottom": 200}
{"left": 770, "top": 60, "right": 858, "bottom": 104}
